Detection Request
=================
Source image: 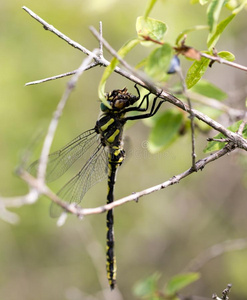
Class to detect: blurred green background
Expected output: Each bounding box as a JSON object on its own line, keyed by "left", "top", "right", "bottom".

{"left": 1, "top": 0, "right": 247, "bottom": 299}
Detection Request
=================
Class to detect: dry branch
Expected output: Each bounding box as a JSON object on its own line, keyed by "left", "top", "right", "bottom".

{"left": 1, "top": 7, "right": 247, "bottom": 223}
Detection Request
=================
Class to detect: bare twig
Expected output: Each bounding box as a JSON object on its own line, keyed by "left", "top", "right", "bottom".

{"left": 176, "top": 67, "right": 197, "bottom": 169}
{"left": 22, "top": 6, "right": 91, "bottom": 56}
{"left": 175, "top": 41, "right": 247, "bottom": 72}
{"left": 0, "top": 204, "right": 20, "bottom": 224}
{"left": 25, "top": 63, "right": 98, "bottom": 86}
{"left": 237, "top": 117, "right": 247, "bottom": 135}
{"left": 98, "top": 21, "right": 103, "bottom": 57}
{"left": 201, "top": 52, "right": 247, "bottom": 72}
{"left": 3, "top": 142, "right": 237, "bottom": 218}
{"left": 207, "top": 138, "right": 230, "bottom": 143}
{"left": 212, "top": 284, "right": 232, "bottom": 300}
{"left": 0, "top": 189, "right": 39, "bottom": 224}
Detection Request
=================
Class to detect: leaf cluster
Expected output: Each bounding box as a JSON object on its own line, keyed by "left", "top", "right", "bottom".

{"left": 133, "top": 272, "right": 200, "bottom": 300}
{"left": 98, "top": 0, "right": 247, "bottom": 154}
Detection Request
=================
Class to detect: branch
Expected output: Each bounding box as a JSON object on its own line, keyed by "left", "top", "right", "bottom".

{"left": 212, "top": 284, "right": 232, "bottom": 300}
{"left": 22, "top": 7, "right": 247, "bottom": 148}
{"left": 175, "top": 66, "right": 197, "bottom": 169}
{"left": 3, "top": 142, "right": 237, "bottom": 219}
{"left": 0, "top": 7, "right": 243, "bottom": 223}
{"left": 175, "top": 41, "right": 247, "bottom": 72}
{"left": 22, "top": 6, "right": 91, "bottom": 56}
{"left": 201, "top": 52, "right": 247, "bottom": 72}
{"left": 25, "top": 63, "right": 98, "bottom": 86}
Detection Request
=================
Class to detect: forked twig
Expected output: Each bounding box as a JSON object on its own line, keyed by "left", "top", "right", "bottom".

{"left": 3, "top": 141, "right": 236, "bottom": 218}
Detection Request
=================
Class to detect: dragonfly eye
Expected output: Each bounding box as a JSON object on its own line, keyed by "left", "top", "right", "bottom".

{"left": 112, "top": 99, "right": 127, "bottom": 110}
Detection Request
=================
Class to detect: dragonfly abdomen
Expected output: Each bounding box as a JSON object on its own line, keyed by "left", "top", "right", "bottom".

{"left": 106, "top": 148, "right": 125, "bottom": 290}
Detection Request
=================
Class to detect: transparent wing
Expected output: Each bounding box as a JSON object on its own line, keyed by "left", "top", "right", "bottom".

{"left": 50, "top": 143, "right": 109, "bottom": 217}
{"left": 28, "top": 129, "right": 98, "bottom": 182}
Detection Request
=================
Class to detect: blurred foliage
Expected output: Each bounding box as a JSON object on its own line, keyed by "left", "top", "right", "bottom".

{"left": 133, "top": 272, "right": 200, "bottom": 300}
{"left": 1, "top": 0, "right": 247, "bottom": 300}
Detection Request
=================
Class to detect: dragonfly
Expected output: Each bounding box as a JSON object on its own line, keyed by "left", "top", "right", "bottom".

{"left": 28, "top": 84, "right": 164, "bottom": 290}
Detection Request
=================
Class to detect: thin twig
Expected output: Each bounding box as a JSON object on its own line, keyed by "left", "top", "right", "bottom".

{"left": 0, "top": 189, "right": 39, "bottom": 208}
{"left": 176, "top": 67, "right": 197, "bottom": 169}
{"left": 22, "top": 6, "right": 91, "bottom": 56}
{"left": 26, "top": 70, "right": 78, "bottom": 86}
{"left": 207, "top": 138, "right": 230, "bottom": 143}
{"left": 212, "top": 284, "right": 232, "bottom": 300}
{"left": 89, "top": 26, "right": 157, "bottom": 93}
{"left": 4, "top": 142, "right": 236, "bottom": 217}
{"left": 0, "top": 188, "right": 39, "bottom": 224}
{"left": 237, "top": 115, "right": 247, "bottom": 135}
{"left": 98, "top": 21, "right": 103, "bottom": 57}
{"left": 0, "top": 204, "right": 20, "bottom": 224}
{"left": 25, "top": 63, "right": 98, "bottom": 86}
{"left": 201, "top": 52, "right": 247, "bottom": 72}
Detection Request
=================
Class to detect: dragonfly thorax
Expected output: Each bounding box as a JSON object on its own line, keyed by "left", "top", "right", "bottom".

{"left": 95, "top": 112, "right": 125, "bottom": 148}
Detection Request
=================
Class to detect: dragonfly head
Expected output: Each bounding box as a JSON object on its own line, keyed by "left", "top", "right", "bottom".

{"left": 101, "top": 87, "right": 139, "bottom": 112}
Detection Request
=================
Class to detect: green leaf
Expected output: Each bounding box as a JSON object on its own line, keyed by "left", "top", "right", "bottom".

{"left": 191, "top": 79, "right": 227, "bottom": 101}
{"left": 98, "top": 38, "right": 140, "bottom": 106}
{"left": 145, "top": 44, "right": 173, "bottom": 81}
{"left": 207, "top": 1, "right": 247, "bottom": 50}
{"left": 185, "top": 54, "right": 211, "bottom": 89}
{"left": 204, "top": 120, "right": 243, "bottom": 153}
{"left": 144, "top": 0, "right": 158, "bottom": 18}
{"left": 175, "top": 25, "right": 209, "bottom": 46}
{"left": 218, "top": 51, "right": 235, "bottom": 62}
{"left": 207, "top": 0, "right": 225, "bottom": 33}
{"left": 164, "top": 273, "right": 200, "bottom": 296}
{"left": 207, "top": 14, "right": 235, "bottom": 50}
{"left": 148, "top": 110, "right": 184, "bottom": 153}
{"left": 133, "top": 273, "right": 161, "bottom": 298}
{"left": 136, "top": 16, "right": 167, "bottom": 44}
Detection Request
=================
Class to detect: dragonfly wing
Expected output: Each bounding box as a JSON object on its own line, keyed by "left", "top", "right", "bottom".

{"left": 28, "top": 129, "right": 98, "bottom": 182}
{"left": 50, "top": 143, "right": 109, "bottom": 218}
